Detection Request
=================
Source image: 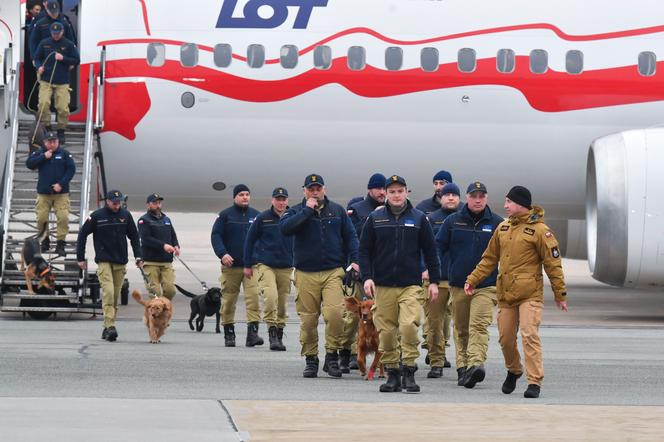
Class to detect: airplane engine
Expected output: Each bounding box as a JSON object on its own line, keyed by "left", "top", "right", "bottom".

{"left": 586, "top": 128, "right": 664, "bottom": 288}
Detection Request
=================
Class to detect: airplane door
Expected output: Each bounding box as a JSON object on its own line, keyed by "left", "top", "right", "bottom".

{"left": 0, "top": 0, "right": 21, "bottom": 88}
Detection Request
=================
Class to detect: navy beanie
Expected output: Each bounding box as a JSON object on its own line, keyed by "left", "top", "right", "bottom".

{"left": 233, "top": 184, "right": 250, "bottom": 198}
{"left": 433, "top": 170, "right": 453, "bottom": 183}
{"left": 441, "top": 183, "right": 460, "bottom": 196}
{"left": 506, "top": 185, "right": 532, "bottom": 209}
{"left": 367, "top": 173, "right": 386, "bottom": 189}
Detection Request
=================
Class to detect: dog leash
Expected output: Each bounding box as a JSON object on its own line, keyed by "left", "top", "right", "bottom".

{"left": 174, "top": 255, "right": 208, "bottom": 291}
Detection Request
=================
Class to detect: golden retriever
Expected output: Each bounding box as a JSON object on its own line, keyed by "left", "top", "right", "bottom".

{"left": 132, "top": 290, "right": 173, "bottom": 343}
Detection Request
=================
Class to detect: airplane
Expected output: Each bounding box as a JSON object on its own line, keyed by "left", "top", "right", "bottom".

{"left": 1, "top": 0, "right": 664, "bottom": 290}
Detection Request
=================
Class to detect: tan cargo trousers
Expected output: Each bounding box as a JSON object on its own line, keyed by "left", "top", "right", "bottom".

{"left": 451, "top": 286, "right": 497, "bottom": 368}
{"left": 374, "top": 285, "right": 422, "bottom": 368}
{"left": 142, "top": 262, "right": 176, "bottom": 300}
{"left": 36, "top": 193, "right": 70, "bottom": 241}
{"left": 220, "top": 266, "right": 260, "bottom": 325}
{"left": 38, "top": 81, "right": 70, "bottom": 130}
{"left": 421, "top": 281, "right": 452, "bottom": 367}
{"left": 97, "top": 262, "right": 126, "bottom": 329}
{"left": 257, "top": 264, "right": 292, "bottom": 328}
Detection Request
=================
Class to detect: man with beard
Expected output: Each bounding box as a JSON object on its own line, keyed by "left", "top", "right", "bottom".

{"left": 137, "top": 193, "right": 180, "bottom": 300}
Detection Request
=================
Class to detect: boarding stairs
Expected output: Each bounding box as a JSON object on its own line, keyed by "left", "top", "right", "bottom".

{"left": 0, "top": 64, "right": 103, "bottom": 318}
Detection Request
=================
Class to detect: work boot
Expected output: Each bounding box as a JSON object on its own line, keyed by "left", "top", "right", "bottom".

{"left": 457, "top": 367, "right": 467, "bottom": 386}
{"left": 55, "top": 240, "right": 66, "bottom": 257}
{"left": 524, "top": 384, "right": 541, "bottom": 398}
{"left": 427, "top": 366, "right": 443, "bottom": 378}
{"left": 57, "top": 129, "right": 66, "bottom": 145}
{"left": 322, "top": 351, "right": 342, "bottom": 378}
{"left": 101, "top": 328, "right": 109, "bottom": 340}
{"left": 339, "top": 349, "right": 351, "bottom": 374}
{"left": 463, "top": 365, "right": 486, "bottom": 389}
{"left": 105, "top": 326, "right": 118, "bottom": 342}
{"left": 41, "top": 237, "right": 50, "bottom": 252}
{"left": 443, "top": 359, "right": 451, "bottom": 368}
{"left": 502, "top": 371, "right": 522, "bottom": 394}
{"left": 348, "top": 354, "right": 359, "bottom": 370}
{"left": 246, "top": 322, "right": 264, "bottom": 347}
{"left": 402, "top": 365, "right": 420, "bottom": 393}
{"left": 268, "top": 326, "right": 280, "bottom": 351}
{"left": 303, "top": 355, "right": 319, "bottom": 378}
{"left": 223, "top": 324, "right": 236, "bottom": 347}
{"left": 276, "top": 327, "right": 286, "bottom": 351}
{"left": 379, "top": 368, "right": 402, "bottom": 392}
{"left": 425, "top": 352, "right": 430, "bottom": 365}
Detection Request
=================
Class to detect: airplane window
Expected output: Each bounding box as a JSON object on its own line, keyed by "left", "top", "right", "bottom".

{"left": 566, "top": 50, "right": 583, "bottom": 74}
{"left": 385, "top": 47, "right": 403, "bottom": 71}
{"left": 497, "top": 49, "right": 515, "bottom": 73}
{"left": 458, "top": 48, "right": 476, "bottom": 73}
{"left": 638, "top": 51, "right": 657, "bottom": 76}
{"left": 348, "top": 46, "right": 366, "bottom": 71}
{"left": 247, "top": 44, "right": 265, "bottom": 68}
{"left": 530, "top": 49, "right": 548, "bottom": 74}
{"left": 180, "top": 43, "right": 198, "bottom": 68}
{"left": 214, "top": 44, "right": 232, "bottom": 68}
{"left": 420, "top": 47, "right": 439, "bottom": 72}
{"left": 314, "top": 46, "right": 332, "bottom": 70}
{"left": 146, "top": 43, "right": 165, "bottom": 67}
{"left": 281, "top": 45, "right": 299, "bottom": 69}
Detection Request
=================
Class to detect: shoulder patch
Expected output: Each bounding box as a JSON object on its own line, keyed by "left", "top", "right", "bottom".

{"left": 347, "top": 209, "right": 354, "bottom": 215}
{"left": 524, "top": 227, "right": 535, "bottom": 236}
{"left": 545, "top": 231, "right": 553, "bottom": 238}
{"left": 551, "top": 246, "right": 560, "bottom": 258}
{"left": 500, "top": 225, "right": 509, "bottom": 231}
{"left": 138, "top": 219, "right": 144, "bottom": 224}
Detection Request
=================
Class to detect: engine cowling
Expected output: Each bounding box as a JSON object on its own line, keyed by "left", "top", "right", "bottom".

{"left": 586, "top": 128, "right": 664, "bottom": 288}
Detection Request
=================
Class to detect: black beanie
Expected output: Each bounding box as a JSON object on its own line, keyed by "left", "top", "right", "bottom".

{"left": 506, "top": 185, "right": 532, "bottom": 209}
{"left": 233, "top": 184, "right": 250, "bottom": 198}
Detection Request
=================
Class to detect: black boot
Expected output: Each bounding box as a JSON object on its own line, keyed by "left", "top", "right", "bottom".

{"left": 463, "top": 365, "right": 486, "bottom": 389}
{"left": 101, "top": 328, "right": 108, "bottom": 340}
{"left": 105, "top": 326, "right": 118, "bottom": 342}
{"left": 246, "top": 322, "right": 264, "bottom": 347}
{"left": 443, "top": 358, "right": 451, "bottom": 368}
{"left": 322, "top": 351, "right": 342, "bottom": 378}
{"left": 402, "top": 365, "right": 420, "bottom": 393}
{"left": 427, "top": 366, "right": 443, "bottom": 378}
{"left": 339, "top": 349, "right": 351, "bottom": 374}
{"left": 457, "top": 367, "right": 467, "bottom": 386}
{"left": 524, "top": 384, "right": 541, "bottom": 398}
{"left": 303, "top": 355, "right": 319, "bottom": 378}
{"left": 276, "top": 327, "right": 286, "bottom": 351}
{"left": 223, "top": 324, "right": 236, "bottom": 347}
{"left": 41, "top": 237, "right": 50, "bottom": 252}
{"left": 379, "top": 368, "right": 402, "bottom": 392}
{"left": 502, "top": 371, "right": 522, "bottom": 394}
{"left": 268, "top": 326, "right": 280, "bottom": 351}
{"left": 348, "top": 354, "right": 359, "bottom": 370}
{"left": 57, "top": 129, "right": 66, "bottom": 145}
{"left": 55, "top": 240, "right": 66, "bottom": 256}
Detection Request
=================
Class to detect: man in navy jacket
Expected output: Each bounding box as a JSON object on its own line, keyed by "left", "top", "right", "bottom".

{"left": 211, "top": 184, "right": 261, "bottom": 348}
{"left": 280, "top": 174, "right": 359, "bottom": 379}
{"left": 436, "top": 181, "right": 503, "bottom": 388}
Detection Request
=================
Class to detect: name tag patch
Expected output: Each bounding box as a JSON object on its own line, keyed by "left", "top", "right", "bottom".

{"left": 500, "top": 225, "right": 509, "bottom": 231}
{"left": 482, "top": 225, "right": 492, "bottom": 232}
{"left": 524, "top": 227, "right": 535, "bottom": 236}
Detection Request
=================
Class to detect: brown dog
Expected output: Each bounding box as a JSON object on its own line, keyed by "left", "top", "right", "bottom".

{"left": 345, "top": 297, "right": 384, "bottom": 380}
{"left": 20, "top": 236, "right": 56, "bottom": 294}
{"left": 132, "top": 290, "right": 173, "bottom": 343}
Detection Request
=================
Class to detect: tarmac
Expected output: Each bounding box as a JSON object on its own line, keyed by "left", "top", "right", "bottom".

{"left": 1, "top": 211, "right": 664, "bottom": 441}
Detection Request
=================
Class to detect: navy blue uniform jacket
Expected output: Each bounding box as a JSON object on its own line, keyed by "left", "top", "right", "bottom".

{"left": 436, "top": 204, "right": 503, "bottom": 288}
{"left": 76, "top": 206, "right": 142, "bottom": 264}
{"left": 25, "top": 146, "right": 76, "bottom": 194}
{"left": 243, "top": 207, "right": 294, "bottom": 269}
{"left": 348, "top": 194, "right": 382, "bottom": 236}
{"left": 33, "top": 36, "right": 79, "bottom": 85}
{"left": 359, "top": 201, "right": 440, "bottom": 287}
{"left": 211, "top": 204, "right": 259, "bottom": 268}
{"left": 29, "top": 14, "right": 77, "bottom": 57}
{"left": 137, "top": 211, "right": 179, "bottom": 263}
{"left": 415, "top": 195, "right": 441, "bottom": 215}
{"left": 423, "top": 206, "right": 457, "bottom": 281}
{"left": 280, "top": 197, "right": 359, "bottom": 272}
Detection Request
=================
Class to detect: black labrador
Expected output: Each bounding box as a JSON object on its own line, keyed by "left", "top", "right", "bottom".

{"left": 175, "top": 284, "right": 222, "bottom": 333}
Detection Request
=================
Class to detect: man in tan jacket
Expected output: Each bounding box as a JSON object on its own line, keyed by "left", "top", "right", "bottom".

{"left": 465, "top": 185, "right": 568, "bottom": 398}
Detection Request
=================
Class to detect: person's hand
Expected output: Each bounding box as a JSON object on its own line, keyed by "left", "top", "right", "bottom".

{"left": 428, "top": 282, "right": 439, "bottom": 302}
{"left": 44, "top": 150, "right": 53, "bottom": 159}
{"left": 556, "top": 300, "right": 569, "bottom": 312}
{"left": 173, "top": 246, "right": 181, "bottom": 257}
{"left": 350, "top": 263, "right": 359, "bottom": 273}
{"left": 221, "top": 254, "right": 234, "bottom": 267}
{"left": 163, "top": 244, "right": 175, "bottom": 254}
{"left": 54, "top": 52, "right": 63, "bottom": 61}
{"left": 77, "top": 260, "right": 87, "bottom": 270}
{"left": 51, "top": 183, "right": 62, "bottom": 193}
{"left": 464, "top": 283, "right": 474, "bottom": 296}
{"left": 136, "top": 259, "right": 144, "bottom": 268}
{"left": 37, "top": 66, "right": 44, "bottom": 75}
{"left": 421, "top": 270, "right": 429, "bottom": 281}
{"left": 364, "top": 279, "right": 375, "bottom": 298}
{"left": 305, "top": 198, "right": 318, "bottom": 210}
{"left": 243, "top": 267, "right": 253, "bottom": 279}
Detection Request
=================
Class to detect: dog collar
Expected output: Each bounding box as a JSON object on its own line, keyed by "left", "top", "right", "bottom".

{"left": 39, "top": 268, "right": 51, "bottom": 277}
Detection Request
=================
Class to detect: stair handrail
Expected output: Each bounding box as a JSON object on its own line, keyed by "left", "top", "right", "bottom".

{"left": 78, "top": 67, "right": 96, "bottom": 296}
{"left": 95, "top": 47, "right": 105, "bottom": 129}
{"left": 0, "top": 62, "right": 21, "bottom": 282}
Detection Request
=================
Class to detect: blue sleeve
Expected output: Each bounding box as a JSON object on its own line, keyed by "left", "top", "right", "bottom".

{"left": 436, "top": 217, "right": 452, "bottom": 257}
{"left": 32, "top": 39, "right": 45, "bottom": 67}
{"left": 26, "top": 150, "right": 46, "bottom": 169}
{"left": 76, "top": 214, "right": 95, "bottom": 261}
{"left": 138, "top": 217, "right": 163, "bottom": 250}
{"left": 211, "top": 214, "right": 228, "bottom": 258}
{"left": 421, "top": 217, "right": 441, "bottom": 284}
{"left": 348, "top": 209, "right": 362, "bottom": 237}
{"left": 126, "top": 213, "right": 142, "bottom": 260}
{"left": 342, "top": 210, "right": 359, "bottom": 264}
{"left": 243, "top": 217, "right": 260, "bottom": 267}
{"left": 59, "top": 151, "right": 76, "bottom": 186}
{"left": 358, "top": 215, "right": 375, "bottom": 282}
{"left": 279, "top": 206, "right": 314, "bottom": 236}
{"left": 61, "top": 43, "right": 79, "bottom": 66}
{"left": 29, "top": 26, "right": 42, "bottom": 59}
